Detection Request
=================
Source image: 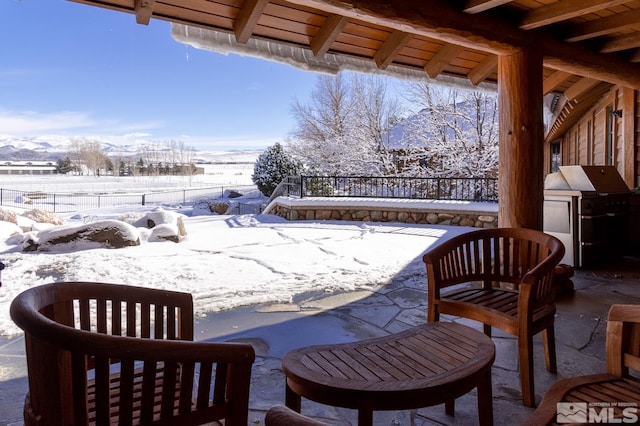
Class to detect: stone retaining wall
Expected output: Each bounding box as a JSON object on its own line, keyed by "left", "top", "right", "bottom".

{"left": 267, "top": 201, "right": 498, "bottom": 228}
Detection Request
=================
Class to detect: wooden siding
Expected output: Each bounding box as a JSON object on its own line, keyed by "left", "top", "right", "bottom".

{"left": 552, "top": 86, "right": 638, "bottom": 188}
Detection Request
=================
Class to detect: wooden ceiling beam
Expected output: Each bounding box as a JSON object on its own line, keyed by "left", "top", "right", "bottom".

{"left": 134, "top": 0, "right": 155, "bottom": 25}
{"left": 283, "top": 0, "right": 640, "bottom": 89}
{"left": 564, "top": 77, "right": 601, "bottom": 100}
{"left": 564, "top": 9, "right": 640, "bottom": 42}
{"left": 424, "top": 44, "right": 464, "bottom": 78}
{"left": 463, "top": 0, "right": 513, "bottom": 15}
{"left": 234, "top": 0, "right": 270, "bottom": 44}
{"left": 374, "top": 30, "right": 413, "bottom": 69}
{"left": 543, "top": 70, "right": 572, "bottom": 95}
{"left": 467, "top": 54, "right": 497, "bottom": 85}
{"left": 519, "top": 0, "right": 630, "bottom": 31}
{"left": 600, "top": 33, "right": 640, "bottom": 53}
{"left": 628, "top": 49, "right": 640, "bottom": 63}
{"left": 311, "top": 14, "right": 349, "bottom": 56}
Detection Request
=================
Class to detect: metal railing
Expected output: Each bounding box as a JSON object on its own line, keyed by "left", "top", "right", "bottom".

{"left": 0, "top": 185, "right": 258, "bottom": 213}
{"left": 282, "top": 176, "right": 498, "bottom": 202}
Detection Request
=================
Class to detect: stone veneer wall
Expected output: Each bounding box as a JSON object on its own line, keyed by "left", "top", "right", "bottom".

{"left": 266, "top": 201, "right": 498, "bottom": 228}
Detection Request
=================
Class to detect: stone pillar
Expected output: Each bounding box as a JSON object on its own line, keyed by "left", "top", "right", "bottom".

{"left": 498, "top": 47, "right": 544, "bottom": 229}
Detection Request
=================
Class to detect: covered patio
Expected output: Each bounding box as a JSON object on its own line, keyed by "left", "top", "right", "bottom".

{"left": 4, "top": 1, "right": 640, "bottom": 424}
{"left": 1, "top": 252, "right": 639, "bottom": 424}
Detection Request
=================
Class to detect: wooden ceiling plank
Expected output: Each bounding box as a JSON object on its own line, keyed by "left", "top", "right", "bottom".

{"left": 73, "top": 0, "right": 640, "bottom": 90}
{"left": 628, "top": 48, "right": 640, "bottom": 63}
{"left": 564, "top": 9, "right": 640, "bottom": 42}
{"left": 311, "top": 14, "right": 349, "bottom": 56}
{"left": 467, "top": 54, "right": 497, "bottom": 85}
{"left": 134, "top": 0, "right": 155, "bottom": 25}
{"left": 234, "top": 0, "right": 270, "bottom": 44}
{"left": 519, "top": 0, "right": 630, "bottom": 31}
{"left": 564, "top": 77, "right": 601, "bottom": 101}
{"left": 543, "top": 70, "right": 573, "bottom": 95}
{"left": 374, "top": 30, "right": 413, "bottom": 69}
{"left": 424, "top": 43, "right": 464, "bottom": 78}
{"left": 600, "top": 33, "right": 640, "bottom": 53}
{"left": 463, "top": 0, "right": 513, "bottom": 14}
{"left": 282, "top": 0, "right": 640, "bottom": 89}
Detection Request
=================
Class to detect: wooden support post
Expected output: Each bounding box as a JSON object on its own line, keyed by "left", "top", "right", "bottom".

{"left": 498, "top": 47, "right": 544, "bottom": 229}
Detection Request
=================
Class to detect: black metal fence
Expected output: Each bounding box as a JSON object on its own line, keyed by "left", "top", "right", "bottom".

{"left": 283, "top": 176, "right": 498, "bottom": 202}
{"left": 0, "top": 185, "right": 258, "bottom": 213}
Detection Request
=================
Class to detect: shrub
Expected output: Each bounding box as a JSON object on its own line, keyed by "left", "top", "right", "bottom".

{"left": 0, "top": 208, "right": 18, "bottom": 224}
{"left": 252, "top": 143, "right": 301, "bottom": 197}
{"left": 22, "top": 209, "right": 65, "bottom": 225}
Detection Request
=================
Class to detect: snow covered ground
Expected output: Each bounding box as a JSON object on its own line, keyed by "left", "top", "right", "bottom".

{"left": 0, "top": 161, "right": 257, "bottom": 193}
{"left": 0, "top": 163, "right": 473, "bottom": 337}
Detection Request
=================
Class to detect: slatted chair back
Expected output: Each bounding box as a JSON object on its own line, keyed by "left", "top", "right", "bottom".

{"left": 606, "top": 304, "right": 640, "bottom": 377}
{"left": 10, "top": 282, "right": 255, "bottom": 426}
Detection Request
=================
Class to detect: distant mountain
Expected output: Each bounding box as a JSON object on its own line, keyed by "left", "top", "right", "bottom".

{"left": 0, "top": 137, "right": 263, "bottom": 164}
{"left": 0, "top": 144, "right": 58, "bottom": 161}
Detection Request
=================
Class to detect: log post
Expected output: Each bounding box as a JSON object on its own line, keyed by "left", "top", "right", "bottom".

{"left": 498, "top": 47, "right": 544, "bottom": 229}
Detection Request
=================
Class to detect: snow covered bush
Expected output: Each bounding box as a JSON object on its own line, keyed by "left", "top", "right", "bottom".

{"left": 22, "top": 209, "right": 65, "bottom": 225}
{"left": 0, "top": 208, "right": 18, "bottom": 224}
{"left": 252, "top": 142, "right": 301, "bottom": 197}
{"left": 193, "top": 198, "right": 230, "bottom": 215}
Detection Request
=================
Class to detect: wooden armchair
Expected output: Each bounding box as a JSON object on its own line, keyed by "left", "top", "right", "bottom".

{"left": 422, "top": 227, "right": 565, "bottom": 407}
{"left": 10, "top": 281, "right": 256, "bottom": 426}
{"left": 522, "top": 304, "right": 640, "bottom": 425}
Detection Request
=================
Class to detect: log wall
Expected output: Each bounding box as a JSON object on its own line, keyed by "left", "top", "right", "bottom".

{"left": 557, "top": 86, "right": 639, "bottom": 188}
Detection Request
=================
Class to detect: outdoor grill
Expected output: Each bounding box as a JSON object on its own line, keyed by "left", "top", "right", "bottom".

{"left": 543, "top": 166, "right": 631, "bottom": 268}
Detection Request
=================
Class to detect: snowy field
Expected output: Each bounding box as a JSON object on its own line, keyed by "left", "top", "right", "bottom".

{"left": 0, "top": 158, "right": 473, "bottom": 337}
{"left": 0, "top": 162, "right": 256, "bottom": 193}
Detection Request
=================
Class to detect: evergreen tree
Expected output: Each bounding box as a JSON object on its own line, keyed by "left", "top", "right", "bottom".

{"left": 55, "top": 156, "right": 74, "bottom": 174}
{"left": 252, "top": 143, "right": 301, "bottom": 196}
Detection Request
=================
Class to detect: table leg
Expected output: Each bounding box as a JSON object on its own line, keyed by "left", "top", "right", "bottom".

{"left": 477, "top": 368, "right": 494, "bottom": 426}
{"left": 445, "top": 398, "right": 455, "bottom": 415}
{"left": 358, "top": 399, "right": 373, "bottom": 426}
{"left": 285, "top": 381, "right": 301, "bottom": 413}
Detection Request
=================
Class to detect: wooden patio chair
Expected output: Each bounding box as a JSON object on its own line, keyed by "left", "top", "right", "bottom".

{"left": 522, "top": 304, "right": 640, "bottom": 425}
{"left": 422, "top": 227, "right": 565, "bottom": 407}
{"left": 10, "top": 281, "right": 256, "bottom": 426}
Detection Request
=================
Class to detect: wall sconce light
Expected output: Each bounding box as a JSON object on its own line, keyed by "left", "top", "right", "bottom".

{"left": 612, "top": 109, "right": 623, "bottom": 118}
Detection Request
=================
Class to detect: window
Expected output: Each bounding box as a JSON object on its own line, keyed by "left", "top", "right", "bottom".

{"left": 573, "top": 130, "right": 579, "bottom": 164}
{"left": 550, "top": 141, "right": 560, "bottom": 172}
{"left": 586, "top": 118, "right": 593, "bottom": 165}
{"left": 606, "top": 104, "right": 615, "bottom": 166}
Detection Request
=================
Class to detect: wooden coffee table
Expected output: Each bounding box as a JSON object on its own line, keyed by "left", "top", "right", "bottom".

{"left": 282, "top": 322, "right": 495, "bottom": 426}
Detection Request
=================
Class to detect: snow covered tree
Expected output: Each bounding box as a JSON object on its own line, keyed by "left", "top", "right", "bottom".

{"left": 252, "top": 142, "right": 301, "bottom": 196}
{"left": 288, "top": 73, "right": 401, "bottom": 175}
{"left": 396, "top": 84, "right": 499, "bottom": 178}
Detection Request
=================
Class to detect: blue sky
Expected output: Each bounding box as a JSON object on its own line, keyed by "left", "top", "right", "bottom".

{"left": 1, "top": 0, "right": 325, "bottom": 150}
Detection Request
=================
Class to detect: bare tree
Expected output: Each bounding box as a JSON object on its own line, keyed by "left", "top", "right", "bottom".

{"left": 288, "top": 73, "right": 402, "bottom": 175}
{"left": 67, "top": 138, "right": 108, "bottom": 175}
{"left": 397, "top": 83, "right": 499, "bottom": 178}
{"left": 137, "top": 141, "right": 163, "bottom": 175}
{"left": 67, "top": 138, "right": 84, "bottom": 174}
{"left": 79, "top": 140, "right": 108, "bottom": 176}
